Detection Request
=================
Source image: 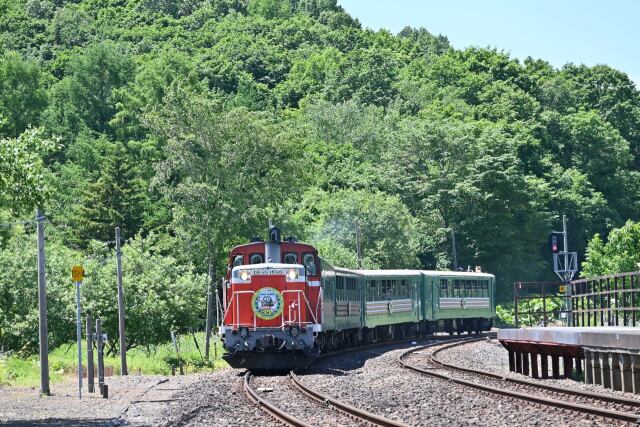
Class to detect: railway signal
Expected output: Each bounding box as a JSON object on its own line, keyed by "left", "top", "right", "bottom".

{"left": 551, "top": 215, "right": 578, "bottom": 326}
{"left": 549, "top": 233, "right": 559, "bottom": 253}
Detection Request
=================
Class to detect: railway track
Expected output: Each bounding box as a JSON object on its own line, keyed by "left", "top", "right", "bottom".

{"left": 399, "top": 337, "right": 640, "bottom": 425}
{"left": 244, "top": 370, "right": 409, "bottom": 427}
{"left": 242, "top": 334, "right": 489, "bottom": 426}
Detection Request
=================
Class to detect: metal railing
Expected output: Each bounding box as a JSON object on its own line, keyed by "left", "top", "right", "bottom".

{"left": 570, "top": 271, "right": 640, "bottom": 327}
{"left": 513, "top": 272, "right": 640, "bottom": 328}
{"left": 513, "top": 281, "right": 569, "bottom": 327}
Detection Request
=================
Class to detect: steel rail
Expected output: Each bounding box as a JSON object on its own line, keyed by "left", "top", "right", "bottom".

{"left": 399, "top": 339, "right": 640, "bottom": 424}
{"left": 289, "top": 371, "right": 409, "bottom": 427}
{"left": 244, "top": 334, "right": 479, "bottom": 426}
{"left": 243, "top": 371, "right": 312, "bottom": 427}
{"left": 430, "top": 337, "right": 640, "bottom": 409}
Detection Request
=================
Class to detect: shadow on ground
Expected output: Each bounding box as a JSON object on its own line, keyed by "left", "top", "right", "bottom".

{"left": 1, "top": 418, "right": 119, "bottom": 426}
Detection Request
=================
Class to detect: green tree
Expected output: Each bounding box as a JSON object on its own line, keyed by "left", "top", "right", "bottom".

{"left": 0, "top": 128, "right": 57, "bottom": 215}
{"left": 581, "top": 220, "right": 640, "bottom": 277}
{"left": 151, "top": 88, "right": 306, "bottom": 268}
{"left": 43, "top": 41, "right": 134, "bottom": 136}
{"left": 70, "top": 142, "right": 146, "bottom": 245}
{"left": 292, "top": 188, "right": 420, "bottom": 269}
{"left": 0, "top": 52, "right": 47, "bottom": 138}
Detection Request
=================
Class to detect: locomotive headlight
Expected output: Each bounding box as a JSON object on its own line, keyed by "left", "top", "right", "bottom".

{"left": 287, "top": 269, "right": 299, "bottom": 280}
{"left": 240, "top": 270, "right": 251, "bottom": 281}
{"left": 240, "top": 327, "right": 249, "bottom": 338}
{"left": 290, "top": 326, "right": 299, "bottom": 337}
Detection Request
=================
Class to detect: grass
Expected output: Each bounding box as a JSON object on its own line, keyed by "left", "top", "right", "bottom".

{"left": 0, "top": 332, "right": 226, "bottom": 387}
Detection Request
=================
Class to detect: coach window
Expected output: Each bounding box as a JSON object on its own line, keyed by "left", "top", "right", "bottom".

{"left": 347, "top": 277, "right": 356, "bottom": 300}
{"left": 480, "top": 280, "right": 488, "bottom": 297}
{"left": 283, "top": 252, "right": 297, "bottom": 264}
{"left": 369, "top": 280, "right": 378, "bottom": 300}
{"left": 250, "top": 253, "right": 263, "bottom": 264}
{"left": 453, "top": 280, "right": 459, "bottom": 297}
{"left": 303, "top": 253, "right": 318, "bottom": 276}
{"left": 440, "top": 279, "right": 448, "bottom": 297}
{"left": 232, "top": 254, "right": 243, "bottom": 267}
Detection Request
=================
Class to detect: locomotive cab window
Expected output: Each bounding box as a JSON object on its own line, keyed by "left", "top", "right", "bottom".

{"left": 283, "top": 252, "right": 297, "bottom": 264}
{"left": 250, "top": 253, "right": 263, "bottom": 264}
{"left": 232, "top": 254, "right": 243, "bottom": 267}
{"left": 303, "top": 253, "right": 317, "bottom": 276}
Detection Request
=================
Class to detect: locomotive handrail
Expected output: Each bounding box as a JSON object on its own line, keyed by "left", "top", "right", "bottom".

{"left": 223, "top": 290, "right": 257, "bottom": 331}
{"left": 281, "top": 289, "right": 318, "bottom": 329}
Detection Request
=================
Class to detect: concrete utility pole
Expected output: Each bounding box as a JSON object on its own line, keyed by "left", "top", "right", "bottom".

{"left": 96, "top": 319, "right": 104, "bottom": 394}
{"left": 115, "top": 227, "right": 128, "bottom": 375}
{"left": 355, "top": 219, "right": 362, "bottom": 269}
{"left": 75, "top": 279, "right": 83, "bottom": 399}
{"left": 451, "top": 229, "right": 458, "bottom": 271}
{"left": 205, "top": 264, "right": 214, "bottom": 360}
{"left": 86, "top": 316, "right": 94, "bottom": 393}
{"left": 36, "top": 208, "right": 50, "bottom": 396}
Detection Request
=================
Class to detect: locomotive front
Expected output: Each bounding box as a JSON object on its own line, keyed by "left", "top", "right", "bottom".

{"left": 220, "top": 226, "right": 322, "bottom": 370}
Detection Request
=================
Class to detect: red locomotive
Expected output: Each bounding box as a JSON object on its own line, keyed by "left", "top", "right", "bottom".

{"left": 221, "top": 226, "right": 322, "bottom": 370}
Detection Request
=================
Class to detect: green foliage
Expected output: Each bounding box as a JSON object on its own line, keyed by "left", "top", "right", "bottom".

{"left": 1, "top": 333, "right": 223, "bottom": 386}
{"left": 582, "top": 220, "right": 640, "bottom": 277}
{"left": 293, "top": 188, "right": 420, "bottom": 269}
{"left": 496, "top": 297, "right": 564, "bottom": 328}
{"left": 151, "top": 88, "right": 306, "bottom": 266}
{"left": 0, "top": 231, "right": 206, "bottom": 355}
{"left": 1, "top": 0, "right": 640, "bottom": 356}
{"left": 0, "top": 128, "right": 58, "bottom": 214}
{"left": 0, "top": 52, "right": 47, "bottom": 138}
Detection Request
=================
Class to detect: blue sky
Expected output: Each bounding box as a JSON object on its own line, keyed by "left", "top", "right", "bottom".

{"left": 338, "top": 0, "right": 640, "bottom": 87}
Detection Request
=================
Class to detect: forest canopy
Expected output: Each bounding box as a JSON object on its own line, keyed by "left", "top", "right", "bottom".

{"left": 1, "top": 0, "right": 640, "bottom": 353}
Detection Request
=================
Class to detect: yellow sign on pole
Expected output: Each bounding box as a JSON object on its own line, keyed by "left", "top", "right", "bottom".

{"left": 72, "top": 265, "right": 84, "bottom": 282}
{"left": 559, "top": 285, "right": 566, "bottom": 293}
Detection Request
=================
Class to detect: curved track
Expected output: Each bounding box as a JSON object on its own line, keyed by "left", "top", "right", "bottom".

{"left": 399, "top": 337, "right": 640, "bottom": 425}
{"left": 244, "top": 370, "right": 409, "bottom": 427}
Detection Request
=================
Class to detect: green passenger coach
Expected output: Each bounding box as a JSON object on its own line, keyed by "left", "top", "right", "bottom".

{"left": 317, "top": 264, "right": 495, "bottom": 350}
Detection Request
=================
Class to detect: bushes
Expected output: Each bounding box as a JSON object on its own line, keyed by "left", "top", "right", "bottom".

{"left": 0, "top": 229, "right": 206, "bottom": 356}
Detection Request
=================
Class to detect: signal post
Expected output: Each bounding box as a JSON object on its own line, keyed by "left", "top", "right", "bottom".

{"left": 72, "top": 265, "right": 84, "bottom": 399}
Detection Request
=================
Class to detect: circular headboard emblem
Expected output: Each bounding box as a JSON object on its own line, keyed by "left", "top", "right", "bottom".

{"left": 251, "top": 287, "right": 284, "bottom": 320}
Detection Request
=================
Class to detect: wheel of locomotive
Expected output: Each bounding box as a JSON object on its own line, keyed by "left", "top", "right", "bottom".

{"left": 466, "top": 320, "right": 473, "bottom": 335}
{"left": 474, "top": 319, "right": 482, "bottom": 334}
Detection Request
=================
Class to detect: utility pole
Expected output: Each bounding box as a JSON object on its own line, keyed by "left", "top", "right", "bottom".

{"left": 115, "top": 227, "right": 128, "bottom": 375}
{"left": 355, "top": 219, "right": 362, "bottom": 269}
{"left": 36, "top": 208, "right": 50, "bottom": 396}
{"left": 451, "top": 229, "right": 458, "bottom": 271}
{"left": 86, "top": 316, "right": 94, "bottom": 394}
{"left": 205, "top": 264, "right": 214, "bottom": 360}
{"left": 96, "top": 319, "right": 104, "bottom": 394}
{"left": 72, "top": 265, "right": 84, "bottom": 400}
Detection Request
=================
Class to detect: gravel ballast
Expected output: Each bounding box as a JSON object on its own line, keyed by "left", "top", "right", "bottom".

{"left": 299, "top": 338, "right": 629, "bottom": 426}
{"left": 3, "top": 336, "right": 638, "bottom": 426}
{"left": 437, "top": 337, "right": 640, "bottom": 402}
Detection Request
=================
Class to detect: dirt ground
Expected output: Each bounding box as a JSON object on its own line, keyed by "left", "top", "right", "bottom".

{"left": 0, "top": 372, "right": 203, "bottom": 426}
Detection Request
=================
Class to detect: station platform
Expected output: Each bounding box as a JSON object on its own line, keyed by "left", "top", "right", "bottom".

{"left": 498, "top": 327, "right": 640, "bottom": 394}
